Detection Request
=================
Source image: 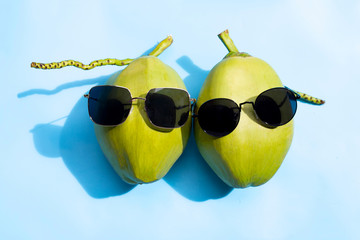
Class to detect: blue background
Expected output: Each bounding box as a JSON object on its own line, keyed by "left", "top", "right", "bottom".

{"left": 1, "top": 0, "right": 359, "bottom": 239}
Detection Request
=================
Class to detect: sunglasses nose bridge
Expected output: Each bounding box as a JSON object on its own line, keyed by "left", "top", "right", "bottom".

{"left": 239, "top": 101, "right": 254, "bottom": 109}
{"left": 131, "top": 97, "right": 146, "bottom": 102}
{"left": 239, "top": 101, "right": 258, "bottom": 121}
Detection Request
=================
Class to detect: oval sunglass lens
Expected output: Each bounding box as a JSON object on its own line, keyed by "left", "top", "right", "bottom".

{"left": 198, "top": 99, "right": 240, "bottom": 137}
{"left": 146, "top": 88, "right": 190, "bottom": 128}
{"left": 88, "top": 86, "right": 132, "bottom": 126}
{"left": 255, "top": 88, "right": 297, "bottom": 126}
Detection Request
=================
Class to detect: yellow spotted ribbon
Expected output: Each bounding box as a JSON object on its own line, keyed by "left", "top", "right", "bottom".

{"left": 31, "top": 35, "right": 173, "bottom": 70}
{"left": 293, "top": 89, "right": 325, "bottom": 105}
{"left": 30, "top": 58, "right": 133, "bottom": 70}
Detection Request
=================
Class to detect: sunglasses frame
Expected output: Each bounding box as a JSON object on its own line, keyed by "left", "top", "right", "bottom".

{"left": 84, "top": 85, "right": 195, "bottom": 129}
{"left": 194, "top": 87, "right": 301, "bottom": 137}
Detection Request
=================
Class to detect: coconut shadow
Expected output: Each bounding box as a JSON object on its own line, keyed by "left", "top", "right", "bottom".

{"left": 163, "top": 56, "right": 234, "bottom": 201}
{"left": 27, "top": 73, "right": 136, "bottom": 199}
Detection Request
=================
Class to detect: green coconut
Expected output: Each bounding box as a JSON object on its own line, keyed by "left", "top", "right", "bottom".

{"left": 194, "top": 30, "right": 294, "bottom": 188}
{"left": 95, "top": 55, "right": 191, "bottom": 184}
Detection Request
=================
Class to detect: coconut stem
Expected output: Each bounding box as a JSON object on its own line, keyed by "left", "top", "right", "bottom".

{"left": 218, "top": 29, "right": 239, "bottom": 53}
{"left": 218, "top": 29, "right": 251, "bottom": 57}
{"left": 148, "top": 35, "right": 173, "bottom": 57}
{"left": 31, "top": 35, "right": 173, "bottom": 70}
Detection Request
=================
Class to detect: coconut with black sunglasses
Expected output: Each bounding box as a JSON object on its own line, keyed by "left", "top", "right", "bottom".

{"left": 194, "top": 30, "right": 325, "bottom": 188}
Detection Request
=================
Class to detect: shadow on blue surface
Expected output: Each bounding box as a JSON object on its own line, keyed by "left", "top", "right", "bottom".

{"left": 164, "top": 130, "right": 233, "bottom": 201}
{"left": 21, "top": 55, "right": 233, "bottom": 201}
{"left": 17, "top": 76, "right": 109, "bottom": 98}
{"left": 176, "top": 55, "right": 209, "bottom": 99}
{"left": 164, "top": 56, "right": 233, "bottom": 201}
{"left": 28, "top": 74, "right": 136, "bottom": 198}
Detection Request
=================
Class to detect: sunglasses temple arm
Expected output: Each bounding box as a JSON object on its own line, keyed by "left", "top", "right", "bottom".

{"left": 190, "top": 98, "right": 199, "bottom": 118}
{"left": 286, "top": 87, "right": 325, "bottom": 105}
{"left": 83, "top": 94, "right": 100, "bottom": 102}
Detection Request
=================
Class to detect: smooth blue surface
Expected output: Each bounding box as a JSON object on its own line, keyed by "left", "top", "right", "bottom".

{"left": 1, "top": 0, "right": 359, "bottom": 239}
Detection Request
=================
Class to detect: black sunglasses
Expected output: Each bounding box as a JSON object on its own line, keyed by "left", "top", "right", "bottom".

{"left": 194, "top": 87, "right": 301, "bottom": 137}
{"left": 84, "top": 85, "right": 195, "bottom": 129}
